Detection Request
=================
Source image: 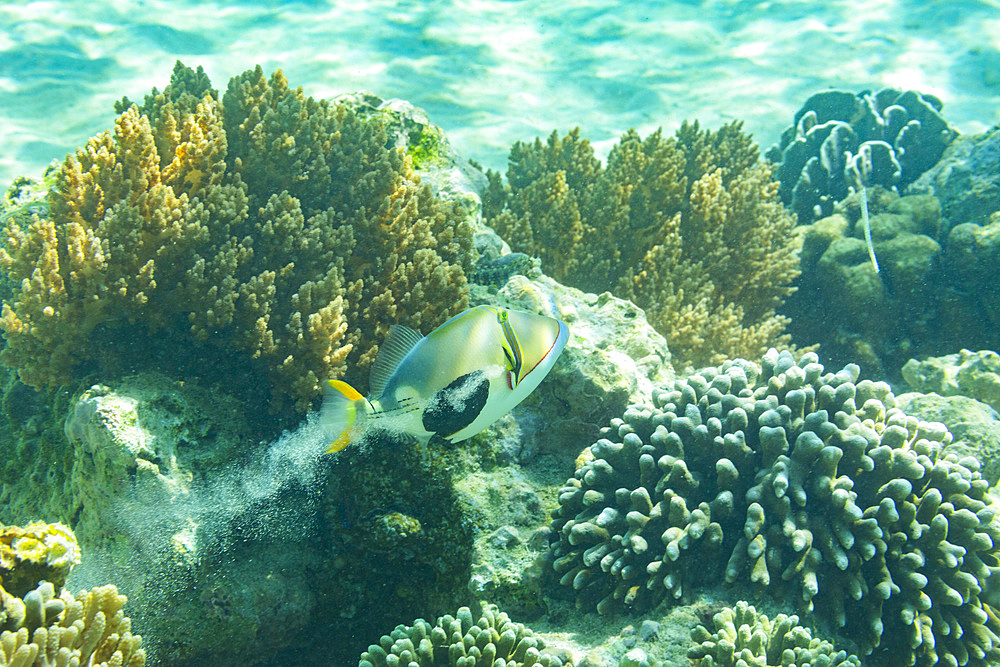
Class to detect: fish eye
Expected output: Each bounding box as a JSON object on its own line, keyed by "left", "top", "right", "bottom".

{"left": 496, "top": 309, "right": 508, "bottom": 323}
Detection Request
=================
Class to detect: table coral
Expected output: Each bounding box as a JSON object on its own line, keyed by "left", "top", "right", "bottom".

{"left": 0, "top": 61, "right": 473, "bottom": 412}
{"left": 548, "top": 349, "right": 1000, "bottom": 666}
{"left": 767, "top": 88, "right": 957, "bottom": 225}
{"left": 359, "top": 603, "right": 563, "bottom": 667}
{"left": 689, "top": 600, "right": 861, "bottom": 667}
{"left": 484, "top": 122, "right": 800, "bottom": 368}
{"left": 0, "top": 522, "right": 80, "bottom": 598}
{"left": 0, "top": 580, "right": 145, "bottom": 667}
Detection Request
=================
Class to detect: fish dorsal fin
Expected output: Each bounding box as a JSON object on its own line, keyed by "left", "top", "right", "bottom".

{"left": 369, "top": 324, "right": 424, "bottom": 398}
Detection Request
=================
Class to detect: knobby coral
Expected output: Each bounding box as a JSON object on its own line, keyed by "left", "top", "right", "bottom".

{"left": 689, "top": 600, "right": 861, "bottom": 667}
{"left": 359, "top": 603, "right": 563, "bottom": 667}
{"left": 0, "top": 580, "right": 145, "bottom": 667}
{"left": 549, "top": 349, "right": 1000, "bottom": 666}
{"left": 0, "top": 522, "right": 80, "bottom": 598}
{"left": 484, "top": 123, "right": 800, "bottom": 368}
{"left": 0, "top": 61, "right": 473, "bottom": 412}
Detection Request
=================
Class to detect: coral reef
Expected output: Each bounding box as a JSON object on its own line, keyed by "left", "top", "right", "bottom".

{"left": 358, "top": 603, "right": 564, "bottom": 667}
{"left": 483, "top": 122, "right": 800, "bottom": 368}
{"left": 903, "top": 350, "right": 1000, "bottom": 413}
{"left": 689, "top": 600, "right": 861, "bottom": 667}
{"left": 911, "top": 128, "right": 1000, "bottom": 230}
{"left": 766, "top": 88, "right": 957, "bottom": 225}
{"left": 548, "top": 348, "right": 1000, "bottom": 666}
{"left": 783, "top": 190, "right": 998, "bottom": 377}
{"left": 0, "top": 61, "right": 474, "bottom": 413}
{"left": 0, "top": 522, "right": 80, "bottom": 598}
{"left": 0, "top": 580, "right": 145, "bottom": 667}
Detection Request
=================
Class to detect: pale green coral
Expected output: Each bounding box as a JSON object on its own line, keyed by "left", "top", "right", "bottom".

{"left": 359, "top": 603, "right": 564, "bottom": 667}
{"left": 688, "top": 601, "right": 861, "bottom": 667}
{"left": 549, "top": 349, "right": 1000, "bottom": 666}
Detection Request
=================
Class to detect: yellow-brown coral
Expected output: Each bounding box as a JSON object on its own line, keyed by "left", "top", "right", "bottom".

{"left": 486, "top": 122, "right": 801, "bottom": 368}
{"left": 0, "top": 522, "right": 80, "bottom": 598}
{"left": 0, "top": 62, "right": 473, "bottom": 412}
{"left": 0, "top": 580, "right": 145, "bottom": 667}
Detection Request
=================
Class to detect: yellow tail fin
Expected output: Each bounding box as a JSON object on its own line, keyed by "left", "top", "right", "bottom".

{"left": 321, "top": 379, "right": 369, "bottom": 453}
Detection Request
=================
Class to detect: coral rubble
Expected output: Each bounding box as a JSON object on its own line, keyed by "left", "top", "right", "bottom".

{"left": 484, "top": 123, "right": 800, "bottom": 368}
{"left": 548, "top": 348, "right": 1000, "bottom": 666}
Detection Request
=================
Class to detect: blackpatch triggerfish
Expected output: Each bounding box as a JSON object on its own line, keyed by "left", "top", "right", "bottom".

{"left": 322, "top": 305, "right": 569, "bottom": 451}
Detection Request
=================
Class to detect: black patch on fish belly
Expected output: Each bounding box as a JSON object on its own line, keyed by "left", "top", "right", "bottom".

{"left": 422, "top": 371, "right": 489, "bottom": 437}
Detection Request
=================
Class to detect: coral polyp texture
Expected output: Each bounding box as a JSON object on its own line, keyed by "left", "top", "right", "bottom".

{"left": 688, "top": 600, "right": 861, "bottom": 667}
{"left": 359, "top": 603, "right": 563, "bottom": 667}
{"left": 483, "top": 122, "right": 800, "bottom": 369}
{"left": 766, "top": 87, "right": 957, "bottom": 225}
{"left": 548, "top": 349, "right": 1000, "bottom": 667}
{"left": 0, "top": 580, "right": 145, "bottom": 667}
{"left": 0, "top": 61, "right": 473, "bottom": 412}
{"left": 0, "top": 521, "right": 80, "bottom": 598}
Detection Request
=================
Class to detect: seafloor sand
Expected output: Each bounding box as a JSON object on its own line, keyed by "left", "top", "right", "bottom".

{"left": 1, "top": 0, "right": 998, "bottom": 188}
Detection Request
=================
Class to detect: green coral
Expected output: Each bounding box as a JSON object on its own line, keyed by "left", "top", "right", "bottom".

{"left": 786, "top": 192, "right": 1000, "bottom": 377}
{"left": 0, "top": 522, "right": 80, "bottom": 598}
{"left": 688, "top": 600, "right": 861, "bottom": 667}
{"left": 549, "top": 348, "right": 1000, "bottom": 666}
{"left": 0, "top": 61, "right": 473, "bottom": 413}
{"left": 484, "top": 123, "right": 800, "bottom": 368}
{"left": 359, "top": 603, "right": 563, "bottom": 667}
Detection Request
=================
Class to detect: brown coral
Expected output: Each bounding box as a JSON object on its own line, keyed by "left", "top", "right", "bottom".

{"left": 0, "top": 62, "right": 473, "bottom": 412}
{"left": 486, "top": 122, "right": 800, "bottom": 368}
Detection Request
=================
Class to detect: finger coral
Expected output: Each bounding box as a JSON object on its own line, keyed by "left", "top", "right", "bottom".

{"left": 0, "top": 580, "right": 145, "bottom": 667}
{"left": 0, "top": 61, "right": 474, "bottom": 412}
{"left": 484, "top": 123, "right": 800, "bottom": 368}
{"left": 549, "top": 348, "right": 1000, "bottom": 666}
{"left": 0, "top": 522, "right": 80, "bottom": 598}
{"left": 359, "top": 603, "right": 564, "bottom": 667}
{"left": 689, "top": 600, "right": 861, "bottom": 667}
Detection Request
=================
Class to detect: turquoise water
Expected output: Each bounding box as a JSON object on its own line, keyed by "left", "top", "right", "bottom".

{"left": 2, "top": 0, "right": 998, "bottom": 188}
{"left": 3, "top": 2, "right": 1000, "bottom": 666}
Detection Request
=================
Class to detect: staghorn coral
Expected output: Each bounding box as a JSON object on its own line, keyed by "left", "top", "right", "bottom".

{"left": 688, "top": 600, "right": 861, "bottom": 667}
{"left": 0, "top": 61, "right": 473, "bottom": 412}
{"left": 359, "top": 603, "right": 563, "bottom": 667}
{"left": 0, "top": 522, "right": 80, "bottom": 598}
{"left": 766, "top": 88, "right": 957, "bottom": 225}
{"left": 485, "top": 122, "right": 800, "bottom": 368}
{"left": 549, "top": 348, "right": 1000, "bottom": 666}
{"left": 0, "top": 580, "right": 145, "bottom": 667}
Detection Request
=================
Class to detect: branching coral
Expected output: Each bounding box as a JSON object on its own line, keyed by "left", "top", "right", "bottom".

{"left": 689, "top": 600, "right": 861, "bottom": 667}
{"left": 485, "top": 123, "right": 799, "bottom": 368}
{"left": 549, "top": 349, "right": 1000, "bottom": 666}
{"left": 359, "top": 603, "right": 563, "bottom": 667}
{"left": 0, "top": 580, "right": 145, "bottom": 667}
{"left": 0, "top": 61, "right": 474, "bottom": 412}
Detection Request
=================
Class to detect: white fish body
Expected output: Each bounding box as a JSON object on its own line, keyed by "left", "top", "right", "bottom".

{"left": 321, "top": 305, "right": 569, "bottom": 451}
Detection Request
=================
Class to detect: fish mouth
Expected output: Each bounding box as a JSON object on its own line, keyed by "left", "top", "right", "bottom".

{"left": 519, "top": 319, "right": 569, "bottom": 384}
